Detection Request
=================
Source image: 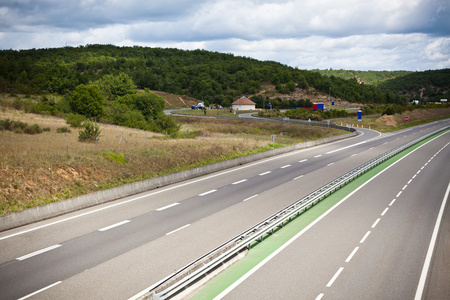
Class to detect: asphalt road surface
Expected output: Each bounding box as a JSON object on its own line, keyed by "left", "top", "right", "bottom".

{"left": 215, "top": 125, "right": 450, "bottom": 300}
{"left": 0, "top": 119, "right": 448, "bottom": 300}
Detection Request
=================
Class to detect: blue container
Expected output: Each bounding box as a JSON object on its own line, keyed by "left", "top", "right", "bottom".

{"left": 317, "top": 103, "right": 325, "bottom": 110}
{"left": 332, "top": 101, "right": 334, "bottom": 106}
{"left": 358, "top": 110, "right": 362, "bottom": 121}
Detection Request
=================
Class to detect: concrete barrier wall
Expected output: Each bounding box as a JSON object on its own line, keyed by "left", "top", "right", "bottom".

{"left": 0, "top": 129, "right": 357, "bottom": 232}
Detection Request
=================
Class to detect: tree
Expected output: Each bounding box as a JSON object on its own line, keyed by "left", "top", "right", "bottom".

{"left": 95, "top": 72, "right": 137, "bottom": 99}
{"left": 69, "top": 84, "right": 103, "bottom": 118}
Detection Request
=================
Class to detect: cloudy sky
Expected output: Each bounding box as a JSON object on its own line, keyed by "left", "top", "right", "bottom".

{"left": 1, "top": 0, "right": 449, "bottom": 71}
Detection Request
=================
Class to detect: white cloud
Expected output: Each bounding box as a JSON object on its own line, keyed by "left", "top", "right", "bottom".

{"left": 0, "top": 0, "right": 449, "bottom": 70}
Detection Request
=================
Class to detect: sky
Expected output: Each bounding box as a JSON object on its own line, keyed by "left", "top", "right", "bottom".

{"left": 0, "top": 0, "right": 449, "bottom": 71}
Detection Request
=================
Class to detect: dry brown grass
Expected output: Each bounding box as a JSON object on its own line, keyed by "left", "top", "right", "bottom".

{"left": 0, "top": 109, "right": 345, "bottom": 215}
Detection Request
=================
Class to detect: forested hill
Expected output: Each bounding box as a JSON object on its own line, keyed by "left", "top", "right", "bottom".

{"left": 0, "top": 44, "right": 414, "bottom": 105}
{"left": 377, "top": 69, "right": 450, "bottom": 103}
{"left": 312, "top": 69, "right": 412, "bottom": 85}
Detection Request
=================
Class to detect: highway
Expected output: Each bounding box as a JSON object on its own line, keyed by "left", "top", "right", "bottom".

{"left": 211, "top": 125, "right": 450, "bottom": 299}
{"left": 0, "top": 119, "right": 448, "bottom": 300}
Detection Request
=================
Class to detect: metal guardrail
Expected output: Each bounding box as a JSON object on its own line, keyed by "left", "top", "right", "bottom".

{"left": 146, "top": 125, "right": 449, "bottom": 300}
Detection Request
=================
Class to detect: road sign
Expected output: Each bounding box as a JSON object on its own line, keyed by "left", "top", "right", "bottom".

{"left": 405, "top": 116, "right": 409, "bottom": 122}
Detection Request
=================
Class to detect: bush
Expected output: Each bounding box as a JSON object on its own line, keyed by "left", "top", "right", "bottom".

{"left": 57, "top": 126, "right": 71, "bottom": 133}
{"left": 24, "top": 124, "right": 43, "bottom": 134}
{"left": 78, "top": 121, "right": 101, "bottom": 142}
{"left": 66, "top": 113, "right": 86, "bottom": 128}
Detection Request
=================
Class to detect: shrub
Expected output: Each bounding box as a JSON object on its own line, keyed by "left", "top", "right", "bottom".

{"left": 24, "top": 124, "right": 43, "bottom": 134}
{"left": 66, "top": 113, "right": 86, "bottom": 128}
{"left": 78, "top": 121, "right": 101, "bottom": 142}
{"left": 57, "top": 126, "right": 71, "bottom": 133}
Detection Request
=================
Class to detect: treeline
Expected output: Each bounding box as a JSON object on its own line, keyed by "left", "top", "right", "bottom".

{"left": 377, "top": 69, "right": 450, "bottom": 103}
{"left": 0, "top": 44, "right": 408, "bottom": 107}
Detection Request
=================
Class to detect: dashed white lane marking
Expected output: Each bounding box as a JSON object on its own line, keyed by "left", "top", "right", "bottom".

{"left": 372, "top": 218, "right": 381, "bottom": 228}
{"left": 259, "top": 171, "right": 271, "bottom": 176}
{"left": 408, "top": 179, "right": 413, "bottom": 184}
{"left": 389, "top": 199, "right": 396, "bottom": 206}
{"left": 98, "top": 220, "right": 130, "bottom": 232}
{"left": 314, "top": 155, "right": 323, "bottom": 158}
{"left": 315, "top": 293, "right": 325, "bottom": 300}
{"left": 402, "top": 184, "right": 408, "bottom": 190}
{"left": 243, "top": 194, "right": 258, "bottom": 202}
{"left": 345, "top": 247, "right": 360, "bottom": 263}
{"left": 166, "top": 224, "right": 190, "bottom": 236}
{"left": 327, "top": 162, "right": 335, "bottom": 166}
{"left": 281, "top": 165, "right": 291, "bottom": 169}
{"left": 18, "top": 281, "right": 62, "bottom": 300}
{"left": 294, "top": 175, "right": 304, "bottom": 180}
{"left": 396, "top": 191, "right": 403, "bottom": 198}
{"left": 156, "top": 203, "right": 179, "bottom": 211}
{"left": 199, "top": 189, "right": 217, "bottom": 196}
{"left": 351, "top": 153, "right": 357, "bottom": 157}
{"left": 360, "top": 231, "right": 371, "bottom": 243}
{"left": 381, "top": 207, "right": 389, "bottom": 216}
{"left": 17, "top": 244, "right": 62, "bottom": 261}
{"left": 232, "top": 179, "right": 247, "bottom": 185}
{"left": 299, "top": 159, "right": 308, "bottom": 163}
{"left": 327, "top": 267, "right": 344, "bottom": 287}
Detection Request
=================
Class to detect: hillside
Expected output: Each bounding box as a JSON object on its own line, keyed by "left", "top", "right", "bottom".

{"left": 377, "top": 69, "right": 450, "bottom": 103}
{"left": 0, "top": 44, "right": 407, "bottom": 107}
{"left": 312, "top": 69, "right": 412, "bottom": 85}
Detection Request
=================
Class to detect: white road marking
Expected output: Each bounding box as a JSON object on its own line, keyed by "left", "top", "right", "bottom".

{"left": 232, "top": 179, "right": 247, "bottom": 185}
{"left": 327, "top": 162, "right": 335, "bottom": 166}
{"left": 408, "top": 179, "right": 412, "bottom": 184}
{"left": 327, "top": 267, "right": 344, "bottom": 287}
{"left": 299, "top": 159, "right": 308, "bottom": 163}
{"left": 17, "top": 244, "right": 62, "bottom": 261}
{"left": 315, "top": 293, "right": 324, "bottom": 300}
{"left": 412, "top": 174, "right": 417, "bottom": 179}
{"left": 243, "top": 194, "right": 258, "bottom": 202}
{"left": 18, "top": 281, "right": 62, "bottom": 300}
{"left": 360, "top": 231, "right": 371, "bottom": 243}
{"left": 156, "top": 203, "right": 179, "bottom": 211}
{"left": 281, "top": 165, "right": 291, "bottom": 169}
{"left": 325, "top": 140, "right": 368, "bottom": 154}
{"left": 381, "top": 207, "right": 389, "bottom": 216}
{"left": 314, "top": 155, "right": 322, "bottom": 158}
{"left": 345, "top": 247, "right": 359, "bottom": 263}
{"left": 415, "top": 182, "right": 450, "bottom": 300}
{"left": 98, "top": 220, "right": 130, "bottom": 232}
{"left": 199, "top": 189, "right": 217, "bottom": 196}
{"left": 371, "top": 218, "right": 381, "bottom": 228}
{"left": 259, "top": 171, "right": 271, "bottom": 176}
{"left": 294, "top": 175, "right": 304, "bottom": 180}
{"left": 351, "top": 153, "right": 357, "bottom": 157}
{"left": 166, "top": 224, "right": 190, "bottom": 236}
{"left": 402, "top": 184, "right": 408, "bottom": 190}
{"left": 396, "top": 191, "right": 403, "bottom": 197}
{"left": 389, "top": 199, "right": 396, "bottom": 206}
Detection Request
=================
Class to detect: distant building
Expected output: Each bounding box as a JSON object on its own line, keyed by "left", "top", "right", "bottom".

{"left": 232, "top": 96, "right": 256, "bottom": 110}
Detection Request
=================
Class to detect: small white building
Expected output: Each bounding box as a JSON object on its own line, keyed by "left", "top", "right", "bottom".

{"left": 232, "top": 96, "right": 256, "bottom": 110}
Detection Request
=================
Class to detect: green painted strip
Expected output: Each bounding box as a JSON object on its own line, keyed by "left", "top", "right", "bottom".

{"left": 191, "top": 129, "right": 449, "bottom": 300}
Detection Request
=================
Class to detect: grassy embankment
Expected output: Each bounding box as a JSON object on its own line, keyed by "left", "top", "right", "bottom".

{"left": 0, "top": 108, "right": 344, "bottom": 215}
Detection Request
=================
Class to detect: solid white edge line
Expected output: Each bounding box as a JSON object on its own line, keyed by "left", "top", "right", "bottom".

{"left": 166, "top": 224, "right": 190, "bottom": 236}
{"left": 156, "top": 203, "right": 180, "bottom": 211}
{"left": 243, "top": 194, "right": 258, "bottom": 202}
{"left": 414, "top": 182, "right": 450, "bottom": 300}
{"left": 98, "top": 220, "right": 130, "bottom": 232}
{"left": 327, "top": 267, "right": 344, "bottom": 287}
{"left": 16, "top": 244, "right": 62, "bottom": 261}
{"left": 345, "top": 247, "right": 359, "bottom": 263}
{"left": 213, "top": 131, "right": 448, "bottom": 300}
{"left": 199, "top": 189, "right": 217, "bottom": 196}
{"left": 371, "top": 218, "right": 381, "bottom": 228}
{"left": 360, "top": 231, "right": 371, "bottom": 243}
{"left": 18, "top": 281, "right": 62, "bottom": 300}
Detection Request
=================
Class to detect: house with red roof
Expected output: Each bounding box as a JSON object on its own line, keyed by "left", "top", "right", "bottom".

{"left": 231, "top": 96, "right": 256, "bottom": 110}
